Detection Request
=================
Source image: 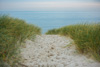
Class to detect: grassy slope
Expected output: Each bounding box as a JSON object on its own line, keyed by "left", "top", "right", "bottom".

{"left": 0, "top": 15, "right": 41, "bottom": 66}
{"left": 46, "top": 23, "right": 100, "bottom": 62}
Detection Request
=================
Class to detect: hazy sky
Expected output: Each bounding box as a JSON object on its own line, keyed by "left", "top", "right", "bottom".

{"left": 0, "top": 0, "right": 100, "bottom": 11}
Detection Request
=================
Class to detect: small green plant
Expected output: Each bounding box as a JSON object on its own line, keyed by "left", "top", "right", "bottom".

{"left": 46, "top": 23, "right": 100, "bottom": 61}
{"left": 0, "top": 15, "right": 41, "bottom": 66}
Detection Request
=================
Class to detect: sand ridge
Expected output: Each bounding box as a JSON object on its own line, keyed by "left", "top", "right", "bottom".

{"left": 20, "top": 35, "right": 100, "bottom": 67}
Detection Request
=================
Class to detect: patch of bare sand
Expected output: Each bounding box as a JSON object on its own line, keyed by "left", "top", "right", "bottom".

{"left": 20, "top": 35, "right": 100, "bottom": 67}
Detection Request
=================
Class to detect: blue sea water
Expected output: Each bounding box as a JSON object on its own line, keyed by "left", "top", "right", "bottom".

{"left": 0, "top": 11, "right": 100, "bottom": 33}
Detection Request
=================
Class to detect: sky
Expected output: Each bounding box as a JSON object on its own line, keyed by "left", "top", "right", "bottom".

{"left": 0, "top": 0, "right": 100, "bottom": 11}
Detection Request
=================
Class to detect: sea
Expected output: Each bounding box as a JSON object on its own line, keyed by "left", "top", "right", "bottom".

{"left": 0, "top": 11, "right": 100, "bottom": 34}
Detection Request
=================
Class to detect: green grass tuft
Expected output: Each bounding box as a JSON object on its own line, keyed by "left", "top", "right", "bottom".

{"left": 0, "top": 15, "right": 41, "bottom": 66}
{"left": 46, "top": 23, "right": 100, "bottom": 61}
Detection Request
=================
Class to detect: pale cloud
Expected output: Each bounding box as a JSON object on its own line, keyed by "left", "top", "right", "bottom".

{"left": 0, "top": 1, "right": 100, "bottom": 11}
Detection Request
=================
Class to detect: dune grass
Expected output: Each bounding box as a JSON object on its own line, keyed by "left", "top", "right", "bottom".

{"left": 0, "top": 15, "right": 41, "bottom": 66}
{"left": 46, "top": 23, "right": 100, "bottom": 61}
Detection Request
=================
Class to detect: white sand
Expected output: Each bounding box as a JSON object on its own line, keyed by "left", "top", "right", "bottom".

{"left": 20, "top": 35, "right": 100, "bottom": 67}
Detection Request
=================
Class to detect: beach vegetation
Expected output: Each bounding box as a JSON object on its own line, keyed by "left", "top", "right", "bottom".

{"left": 46, "top": 23, "right": 100, "bottom": 61}
{"left": 0, "top": 15, "right": 41, "bottom": 66}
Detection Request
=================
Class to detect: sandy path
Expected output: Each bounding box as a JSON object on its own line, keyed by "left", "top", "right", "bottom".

{"left": 20, "top": 35, "right": 100, "bottom": 67}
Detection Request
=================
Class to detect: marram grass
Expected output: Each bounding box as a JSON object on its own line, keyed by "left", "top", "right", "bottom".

{"left": 0, "top": 15, "right": 41, "bottom": 66}
{"left": 46, "top": 23, "right": 100, "bottom": 62}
